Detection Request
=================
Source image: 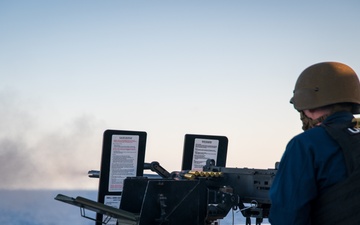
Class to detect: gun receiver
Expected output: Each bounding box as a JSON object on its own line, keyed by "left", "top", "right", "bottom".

{"left": 201, "top": 159, "right": 276, "bottom": 224}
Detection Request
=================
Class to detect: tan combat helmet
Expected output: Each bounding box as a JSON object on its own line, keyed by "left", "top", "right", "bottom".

{"left": 290, "top": 62, "right": 360, "bottom": 114}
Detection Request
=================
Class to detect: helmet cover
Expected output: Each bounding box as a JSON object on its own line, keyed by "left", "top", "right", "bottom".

{"left": 290, "top": 62, "right": 360, "bottom": 114}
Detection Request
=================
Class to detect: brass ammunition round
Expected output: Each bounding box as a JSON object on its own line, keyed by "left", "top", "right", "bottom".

{"left": 184, "top": 174, "right": 195, "bottom": 180}
{"left": 200, "top": 171, "right": 209, "bottom": 177}
{"left": 188, "top": 171, "right": 200, "bottom": 176}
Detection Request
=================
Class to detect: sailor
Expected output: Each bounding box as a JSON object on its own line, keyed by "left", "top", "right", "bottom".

{"left": 269, "top": 62, "right": 360, "bottom": 224}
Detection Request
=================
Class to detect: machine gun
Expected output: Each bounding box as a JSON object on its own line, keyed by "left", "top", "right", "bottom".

{"left": 55, "top": 159, "right": 277, "bottom": 225}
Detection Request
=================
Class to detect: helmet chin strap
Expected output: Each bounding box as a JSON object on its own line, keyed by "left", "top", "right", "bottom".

{"left": 300, "top": 111, "right": 329, "bottom": 131}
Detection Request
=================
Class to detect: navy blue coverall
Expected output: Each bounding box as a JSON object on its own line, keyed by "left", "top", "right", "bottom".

{"left": 269, "top": 111, "right": 353, "bottom": 225}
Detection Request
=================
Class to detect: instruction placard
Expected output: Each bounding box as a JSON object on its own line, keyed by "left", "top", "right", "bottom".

{"left": 192, "top": 138, "right": 219, "bottom": 170}
{"left": 109, "top": 135, "right": 139, "bottom": 192}
{"left": 103, "top": 195, "right": 121, "bottom": 225}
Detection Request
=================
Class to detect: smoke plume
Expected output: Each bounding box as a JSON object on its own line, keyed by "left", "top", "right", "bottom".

{"left": 0, "top": 89, "right": 103, "bottom": 189}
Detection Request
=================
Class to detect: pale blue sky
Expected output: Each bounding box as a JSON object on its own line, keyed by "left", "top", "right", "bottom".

{"left": 1, "top": 0, "right": 360, "bottom": 189}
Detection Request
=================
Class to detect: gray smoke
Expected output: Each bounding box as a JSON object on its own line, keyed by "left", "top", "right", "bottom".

{"left": 0, "top": 89, "right": 103, "bottom": 189}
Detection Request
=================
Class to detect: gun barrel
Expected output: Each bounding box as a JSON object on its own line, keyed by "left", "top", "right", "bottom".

{"left": 88, "top": 170, "right": 100, "bottom": 178}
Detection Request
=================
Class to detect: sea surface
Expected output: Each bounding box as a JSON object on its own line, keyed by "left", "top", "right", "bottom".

{"left": 0, "top": 189, "right": 269, "bottom": 225}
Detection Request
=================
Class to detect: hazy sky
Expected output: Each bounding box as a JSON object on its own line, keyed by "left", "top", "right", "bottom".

{"left": 1, "top": 0, "right": 360, "bottom": 189}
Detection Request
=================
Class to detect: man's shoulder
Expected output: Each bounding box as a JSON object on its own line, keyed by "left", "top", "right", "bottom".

{"left": 292, "top": 125, "right": 328, "bottom": 141}
{"left": 285, "top": 126, "right": 333, "bottom": 154}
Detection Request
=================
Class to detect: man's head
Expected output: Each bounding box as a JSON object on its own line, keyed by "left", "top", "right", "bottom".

{"left": 290, "top": 62, "right": 360, "bottom": 130}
